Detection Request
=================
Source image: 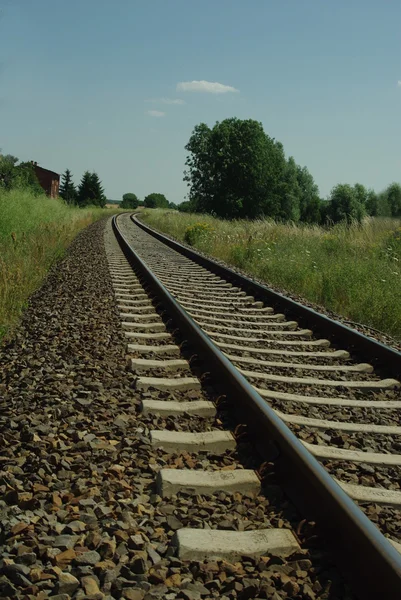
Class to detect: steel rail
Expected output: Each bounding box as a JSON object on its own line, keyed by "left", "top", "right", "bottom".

{"left": 113, "top": 214, "right": 401, "bottom": 599}
{"left": 132, "top": 214, "right": 401, "bottom": 378}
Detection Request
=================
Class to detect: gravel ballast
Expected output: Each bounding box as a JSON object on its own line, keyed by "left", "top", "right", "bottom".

{"left": 0, "top": 218, "right": 357, "bottom": 599}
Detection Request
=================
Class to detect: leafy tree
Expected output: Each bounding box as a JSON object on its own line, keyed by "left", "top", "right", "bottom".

{"left": 16, "top": 162, "right": 44, "bottom": 195}
{"left": 121, "top": 193, "right": 139, "bottom": 209}
{"left": 168, "top": 201, "right": 178, "bottom": 210}
{"left": 326, "top": 184, "right": 365, "bottom": 224}
{"left": 277, "top": 157, "right": 301, "bottom": 221}
{"left": 0, "top": 154, "right": 42, "bottom": 194}
{"left": 357, "top": 183, "right": 401, "bottom": 218}
{"left": 185, "top": 118, "right": 294, "bottom": 220}
{"left": 178, "top": 200, "right": 195, "bottom": 213}
{"left": 319, "top": 200, "right": 330, "bottom": 224}
{"left": 0, "top": 154, "right": 19, "bottom": 190}
{"left": 365, "top": 189, "right": 379, "bottom": 216}
{"left": 59, "top": 169, "right": 77, "bottom": 204}
{"left": 385, "top": 183, "right": 401, "bottom": 217}
{"left": 295, "top": 165, "right": 321, "bottom": 223}
{"left": 77, "top": 171, "right": 106, "bottom": 207}
{"left": 183, "top": 123, "right": 214, "bottom": 213}
{"left": 137, "top": 200, "right": 145, "bottom": 206}
{"left": 353, "top": 183, "right": 368, "bottom": 207}
{"left": 144, "top": 193, "right": 169, "bottom": 208}
{"left": 376, "top": 192, "right": 392, "bottom": 217}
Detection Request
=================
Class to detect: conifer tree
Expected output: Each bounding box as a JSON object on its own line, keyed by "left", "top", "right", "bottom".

{"left": 59, "top": 169, "right": 77, "bottom": 204}
{"left": 77, "top": 171, "right": 106, "bottom": 207}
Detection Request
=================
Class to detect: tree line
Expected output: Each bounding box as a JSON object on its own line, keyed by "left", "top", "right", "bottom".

{"left": 0, "top": 154, "right": 108, "bottom": 209}
{"left": 181, "top": 118, "right": 401, "bottom": 223}
{"left": 60, "top": 169, "right": 106, "bottom": 207}
{"left": 120, "top": 192, "right": 177, "bottom": 210}
{"left": 0, "top": 153, "right": 175, "bottom": 212}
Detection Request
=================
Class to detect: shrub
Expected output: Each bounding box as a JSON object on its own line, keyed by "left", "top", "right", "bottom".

{"left": 184, "top": 222, "right": 214, "bottom": 246}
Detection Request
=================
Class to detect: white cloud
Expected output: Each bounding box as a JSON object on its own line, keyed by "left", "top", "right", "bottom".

{"left": 398, "top": 81, "right": 401, "bottom": 87}
{"left": 163, "top": 98, "right": 185, "bottom": 105}
{"left": 147, "top": 98, "right": 185, "bottom": 105}
{"left": 146, "top": 110, "right": 165, "bottom": 117}
{"left": 177, "top": 80, "right": 239, "bottom": 94}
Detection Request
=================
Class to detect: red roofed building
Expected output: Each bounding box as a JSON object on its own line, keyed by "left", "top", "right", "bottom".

{"left": 32, "top": 162, "right": 60, "bottom": 198}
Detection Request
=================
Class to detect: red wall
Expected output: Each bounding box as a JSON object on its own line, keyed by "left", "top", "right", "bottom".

{"left": 34, "top": 165, "right": 60, "bottom": 198}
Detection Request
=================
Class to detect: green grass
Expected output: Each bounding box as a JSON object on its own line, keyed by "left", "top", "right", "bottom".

{"left": 0, "top": 188, "right": 120, "bottom": 340}
{"left": 141, "top": 209, "right": 401, "bottom": 341}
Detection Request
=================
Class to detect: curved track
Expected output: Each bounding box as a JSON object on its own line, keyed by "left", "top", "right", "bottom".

{"left": 108, "top": 213, "right": 401, "bottom": 599}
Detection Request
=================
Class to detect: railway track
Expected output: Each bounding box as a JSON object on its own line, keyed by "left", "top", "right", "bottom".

{"left": 107, "top": 212, "right": 401, "bottom": 599}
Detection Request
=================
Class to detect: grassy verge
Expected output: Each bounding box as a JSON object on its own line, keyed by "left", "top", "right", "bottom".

{"left": 141, "top": 209, "right": 401, "bottom": 341}
{"left": 0, "top": 188, "right": 120, "bottom": 340}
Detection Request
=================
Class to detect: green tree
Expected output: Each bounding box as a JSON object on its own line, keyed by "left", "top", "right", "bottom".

{"left": 0, "top": 154, "right": 19, "bottom": 190}
{"left": 365, "top": 189, "right": 379, "bottom": 216}
{"left": 319, "top": 200, "right": 330, "bottom": 224}
{"left": 143, "top": 193, "right": 169, "bottom": 208}
{"left": 59, "top": 169, "right": 77, "bottom": 204}
{"left": 168, "top": 201, "right": 178, "bottom": 210}
{"left": 353, "top": 183, "right": 368, "bottom": 207}
{"left": 326, "top": 184, "right": 365, "bottom": 224}
{"left": 77, "top": 171, "right": 106, "bottom": 207}
{"left": 15, "top": 162, "right": 43, "bottom": 195}
{"left": 385, "top": 182, "right": 401, "bottom": 217}
{"left": 178, "top": 200, "right": 195, "bottom": 213}
{"left": 77, "top": 171, "right": 92, "bottom": 207}
{"left": 277, "top": 157, "right": 301, "bottom": 221}
{"left": 121, "top": 193, "right": 139, "bottom": 209}
{"left": 376, "top": 192, "right": 392, "bottom": 217}
{"left": 183, "top": 123, "right": 214, "bottom": 214}
{"left": 184, "top": 118, "right": 290, "bottom": 220}
{"left": 296, "top": 165, "right": 321, "bottom": 223}
{"left": 0, "top": 154, "right": 42, "bottom": 195}
{"left": 90, "top": 172, "right": 106, "bottom": 207}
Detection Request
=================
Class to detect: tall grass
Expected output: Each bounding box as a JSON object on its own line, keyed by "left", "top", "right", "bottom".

{"left": 0, "top": 188, "right": 117, "bottom": 339}
{"left": 141, "top": 209, "right": 401, "bottom": 341}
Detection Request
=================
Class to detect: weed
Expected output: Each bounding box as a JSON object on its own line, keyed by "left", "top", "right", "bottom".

{"left": 184, "top": 222, "right": 214, "bottom": 246}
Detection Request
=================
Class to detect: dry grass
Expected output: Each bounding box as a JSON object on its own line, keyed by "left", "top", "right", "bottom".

{"left": 141, "top": 209, "right": 401, "bottom": 340}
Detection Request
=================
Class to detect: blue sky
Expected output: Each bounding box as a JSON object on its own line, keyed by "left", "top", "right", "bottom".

{"left": 0, "top": 0, "right": 400, "bottom": 202}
